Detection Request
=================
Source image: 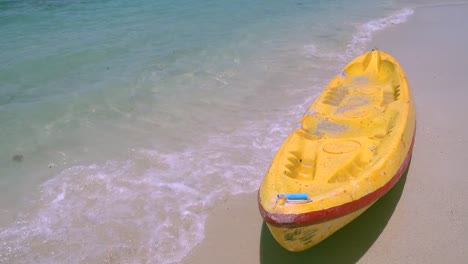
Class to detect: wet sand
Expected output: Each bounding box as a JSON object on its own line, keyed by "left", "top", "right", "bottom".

{"left": 182, "top": 3, "right": 468, "bottom": 263}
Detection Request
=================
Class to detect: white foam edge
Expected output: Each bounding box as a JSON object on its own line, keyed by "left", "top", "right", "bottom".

{"left": 346, "top": 8, "right": 415, "bottom": 56}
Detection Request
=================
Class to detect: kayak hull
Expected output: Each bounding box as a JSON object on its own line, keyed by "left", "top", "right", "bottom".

{"left": 258, "top": 50, "right": 415, "bottom": 251}
{"left": 266, "top": 204, "right": 371, "bottom": 251}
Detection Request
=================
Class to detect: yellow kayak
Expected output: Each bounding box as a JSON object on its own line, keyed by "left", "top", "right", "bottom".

{"left": 258, "top": 50, "right": 416, "bottom": 251}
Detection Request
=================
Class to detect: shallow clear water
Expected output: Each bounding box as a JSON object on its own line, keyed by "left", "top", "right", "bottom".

{"left": 0, "top": 0, "right": 416, "bottom": 262}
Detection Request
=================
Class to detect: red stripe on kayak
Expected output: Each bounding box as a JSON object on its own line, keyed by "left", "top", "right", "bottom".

{"left": 258, "top": 132, "right": 415, "bottom": 228}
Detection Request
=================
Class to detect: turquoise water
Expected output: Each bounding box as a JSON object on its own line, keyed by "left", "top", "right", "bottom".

{"left": 1, "top": 0, "right": 415, "bottom": 262}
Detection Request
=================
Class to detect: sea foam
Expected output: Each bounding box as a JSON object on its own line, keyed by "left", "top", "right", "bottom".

{"left": 0, "top": 115, "right": 293, "bottom": 263}
{"left": 346, "top": 8, "right": 415, "bottom": 56}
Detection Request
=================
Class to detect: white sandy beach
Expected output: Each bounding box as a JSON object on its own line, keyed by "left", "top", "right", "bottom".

{"left": 182, "top": 3, "right": 468, "bottom": 263}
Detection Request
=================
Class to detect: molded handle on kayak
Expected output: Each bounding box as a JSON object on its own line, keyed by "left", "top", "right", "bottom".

{"left": 277, "top": 193, "right": 309, "bottom": 200}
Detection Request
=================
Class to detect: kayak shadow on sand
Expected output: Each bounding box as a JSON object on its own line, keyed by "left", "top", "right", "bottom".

{"left": 260, "top": 164, "right": 410, "bottom": 264}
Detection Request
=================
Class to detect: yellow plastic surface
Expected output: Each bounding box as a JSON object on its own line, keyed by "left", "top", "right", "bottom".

{"left": 259, "top": 50, "right": 416, "bottom": 251}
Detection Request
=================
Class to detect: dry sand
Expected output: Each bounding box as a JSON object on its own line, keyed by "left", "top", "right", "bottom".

{"left": 182, "top": 4, "right": 468, "bottom": 263}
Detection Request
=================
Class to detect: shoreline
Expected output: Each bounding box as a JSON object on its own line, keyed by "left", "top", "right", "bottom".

{"left": 182, "top": 3, "right": 468, "bottom": 263}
